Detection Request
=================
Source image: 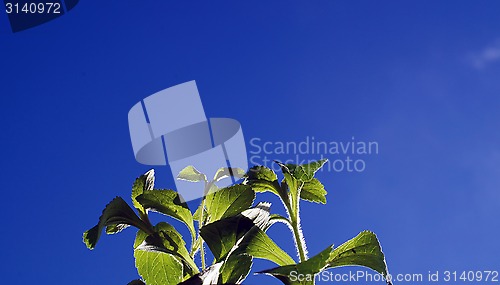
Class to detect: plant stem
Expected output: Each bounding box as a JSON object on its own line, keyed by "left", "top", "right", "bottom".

{"left": 198, "top": 181, "right": 210, "bottom": 270}
{"left": 285, "top": 185, "right": 308, "bottom": 263}
{"left": 290, "top": 214, "right": 307, "bottom": 262}
{"left": 199, "top": 205, "right": 206, "bottom": 269}
{"left": 200, "top": 241, "right": 206, "bottom": 270}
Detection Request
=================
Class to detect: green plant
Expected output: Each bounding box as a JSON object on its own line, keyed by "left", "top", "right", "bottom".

{"left": 83, "top": 159, "right": 392, "bottom": 285}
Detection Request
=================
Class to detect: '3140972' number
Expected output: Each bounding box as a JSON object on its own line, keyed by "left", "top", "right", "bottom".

{"left": 5, "top": 2, "right": 61, "bottom": 14}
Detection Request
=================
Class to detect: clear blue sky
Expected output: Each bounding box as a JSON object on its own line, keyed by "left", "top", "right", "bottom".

{"left": 1, "top": 1, "right": 499, "bottom": 284}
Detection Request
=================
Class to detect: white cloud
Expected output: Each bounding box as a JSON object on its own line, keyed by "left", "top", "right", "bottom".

{"left": 470, "top": 40, "right": 500, "bottom": 69}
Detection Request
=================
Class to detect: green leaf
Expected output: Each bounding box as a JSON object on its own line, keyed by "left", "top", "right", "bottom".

{"left": 213, "top": 167, "right": 246, "bottom": 182}
{"left": 83, "top": 197, "right": 149, "bottom": 249}
{"left": 258, "top": 245, "right": 332, "bottom": 285}
{"left": 177, "top": 165, "right": 206, "bottom": 182}
{"left": 246, "top": 165, "right": 277, "bottom": 182}
{"left": 328, "top": 231, "right": 389, "bottom": 277}
{"left": 235, "top": 226, "right": 295, "bottom": 266}
{"left": 201, "top": 203, "right": 293, "bottom": 267}
{"left": 200, "top": 203, "right": 293, "bottom": 284}
{"left": 239, "top": 202, "right": 273, "bottom": 229}
{"left": 131, "top": 169, "right": 155, "bottom": 215}
{"left": 244, "top": 166, "right": 282, "bottom": 196}
{"left": 105, "top": 224, "right": 130, "bottom": 235}
{"left": 200, "top": 203, "right": 271, "bottom": 261}
{"left": 286, "top": 159, "right": 327, "bottom": 182}
{"left": 134, "top": 222, "right": 199, "bottom": 277}
{"left": 300, "top": 178, "right": 327, "bottom": 204}
{"left": 200, "top": 213, "right": 255, "bottom": 261}
{"left": 258, "top": 231, "right": 390, "bottom": 285}
{"left": 134, "top": 248, "right": 183, "bottom": 285}
{"left": 276, "top": 159, "right": 328, "bottom": 209}
{"left": 280, "top": 170, "right": 298, "bottom": 197}
{"left": 136, "top": 190, "right": 195, "bottom": 240}
{"left": 205, "top": 184, "right": 256, "bottom": 222}
{"left": 219, "top": 254, "right": 252, "bottom": 284}
{"left": 277, "top": 160, "right": 328, "bottom": 210}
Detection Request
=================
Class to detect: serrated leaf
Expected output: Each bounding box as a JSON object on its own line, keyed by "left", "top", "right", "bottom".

{"left": 136, "top": 190, "right": 195, "bottom": 239}
{"left": 134, "top": 222, "right": 199, "bottom": 277}
{"left": 244, "top": 166, "right": 282, "bottom": 196}
{"left": 200, "top": 205, "right": 271, "bottom": 261}
{"left": 200, "top": 214, "right": 255, "bottom": 261}
{"left": 132, "top": 169, "right": 155, "bottom": 215}
{"left": 239, "top": 202, "right": 272, "bottom": 230}
{"left": 258, "top": 231, "right": 391, "bottom": 285}
{"left": 258, "top": 245, "right": 332, "bottom": 285}
{"left": 83, "top": 197, "right": 149, "bottom": 249}
{"left": 177, "top": 166, "right": 206, "bottom": 182}
{"left": 198, "top": 203, "right": 292, "bottom": 284}
{"left": 205, "top": 184, "right": 255, "bottom": 222}
{"left": 105, "top": 223, "right": 130, "bottom": 235}
{"left": 275, "top": 160, "right": 328, "bottom": 210}
{"left": 286, "top": 159, "right": 327, "bottom": 182}
{"left": 235, "top": 226, "right": 295, "bottom": 266}
{"left": 213, "top": 167, "right": 246, "bottom": 182}
{"left": 246, "top": 165, "right": 277, "bottom": 182}
{"left": 328, "top": 231, "right": 389, "bottom": 277}
{"left": 300, "top": 178, "right": 327, "bottom": 204}
{"left": 219, "top": 254, "right": 252, "bottom": 284}
{"left": 134, "top": 248, "right": 183, "bottom": 285}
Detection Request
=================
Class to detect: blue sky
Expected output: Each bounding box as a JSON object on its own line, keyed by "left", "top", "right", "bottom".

{"left": 1, "top": 1, "right": 499, "bottom": 284}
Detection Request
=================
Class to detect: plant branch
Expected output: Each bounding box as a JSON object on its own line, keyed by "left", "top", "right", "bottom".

{"left": 290, "top": 207, "right": 307, "bottom": 262}
{"left": 284, "top": 182, "right": 308, "bottom": 263}
{"left": 197, "top": 181, "right": 211, "bottom": 270}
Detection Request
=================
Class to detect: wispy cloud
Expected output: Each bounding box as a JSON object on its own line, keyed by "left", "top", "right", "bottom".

{"left": 469, "top": 40, "right": 500, "bottom": 69}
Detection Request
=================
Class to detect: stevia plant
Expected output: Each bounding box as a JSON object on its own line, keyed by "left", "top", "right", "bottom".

{"left": 83, "top": 159, "right": 392, "bottom": 285}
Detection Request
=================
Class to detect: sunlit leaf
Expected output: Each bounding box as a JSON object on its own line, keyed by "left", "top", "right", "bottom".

{"left": 213, "top": 167, "right": 246, "bottom": 182}
{"left": 205, "top": 184, "right": 255, "bottom": 222}
{"left": 286, "top": 159, "right": 327, "bottom": 182}
{"left": 136, "top": 190, "right": 195, "bottom": 239}
{"left": 177, "top": 166, "right": 206, "bottom": 182}
{"left": 258, "top": 245, "right": 332, "bottom": 285}
{"left": 200, "top": 213, "right": 255, "bottom": 261}
{"left": 132, "top": 169, "right": 155, "bottom": 215}
{"left": 258, "top": 231, "right": 390, "bottom": 285}
{"left": 201, "top": 203, "right": 292, "bottom": 267}
{"left": 300, "top": 178, "right": 327, "bottom": 204}
{"left": 134, "top": 222, "right": 198, "bottom": 277}
{"left": 219, "top": 254, "right": 252, "bottom": 284}
{"left": 83, "top": 197, "right": 149, "bottom": 249}
{"left": 244, "top": 166, "right": 282, "bottom": 196}
{"left": 328, "top": 231, "right": 389, "bottom": 276}
{"left": 105, "top": 223, "right": 130, "bottom": 235}
{"left": 235, "top": 226, "right": 295, "bottom": 266}
{"left": 134, "top": 248, "right": 183, "bottom": 285}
